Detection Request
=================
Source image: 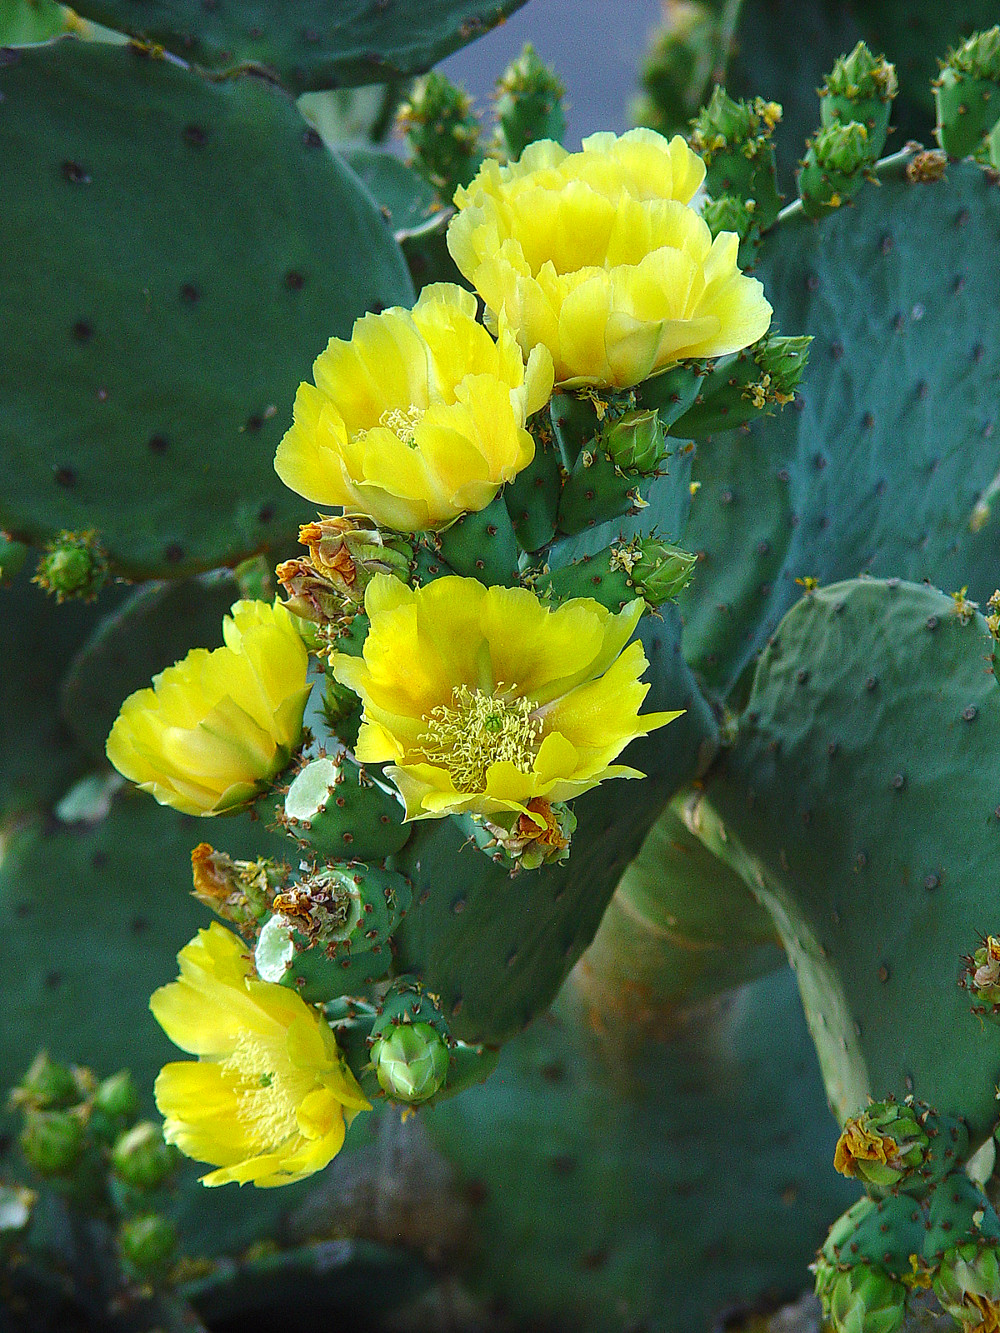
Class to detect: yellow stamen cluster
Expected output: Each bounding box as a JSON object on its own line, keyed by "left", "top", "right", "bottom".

{"left": 419, "top": 685, "right": 541, "bottom": 793}
{"left": 374, "top": 404, "right": 424, "bottom": 449}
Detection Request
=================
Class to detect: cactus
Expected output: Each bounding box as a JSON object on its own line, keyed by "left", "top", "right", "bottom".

{"left": 8, "top": 12, "right": 1000, "bottom": 1333}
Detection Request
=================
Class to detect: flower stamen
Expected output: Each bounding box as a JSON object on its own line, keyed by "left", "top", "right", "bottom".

{"left": 377, "top": 405, "right": 425, "bottom": 449}
{"left": 419, "top": 684, "right": 540, "bottom": 792}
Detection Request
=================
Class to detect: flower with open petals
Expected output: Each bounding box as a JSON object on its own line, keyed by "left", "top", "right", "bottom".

{"left": 331, "top": 574, "right": 680, "bottom": 821}
{"left": 151, "top": 923, "right": 369, "bottom": 1187}
{"left": 447, "top": 128, "right": 772, "bottom": 389}
{"left": 106, "top": 600, "right": 310, "bottom": 817}
{"left": 274, "top": 283, "right": 553, "bottom": 532}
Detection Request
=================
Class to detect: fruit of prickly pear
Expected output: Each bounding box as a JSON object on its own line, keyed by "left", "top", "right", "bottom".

{"left": 282, "top": 756, "right": 410, "bottom": 863}
{"left": 20, "top": 1109, "right": 86, "bottom": 1176}
{"left": 111, "top": 1122, "right": 178, "bottom": 1192}
{"left": 823, "top": 1263, "right": 908, "bottom": 1333}
{"left": 934, "top": 27, "right": 1000, "bottom": 160}
{"left": 820, "top": 42, "right": 897, "bottom": 162}
{"left": 493, "top": 44, "right": 566, "bottom": 161}
{"left": 798, "top": 121, "right": 871, "bottom": 218}
{"left": 689, "top": 88, "right": 783, "bottom": 231}
{"left": 117, "top": 1213, "right": 179, "bottom": 1279}
{"left": 9, "top": 1051, "right": 81, "bottom": 1112}
{"left": 398, "top": 72, "right": 482, "bottom": 201}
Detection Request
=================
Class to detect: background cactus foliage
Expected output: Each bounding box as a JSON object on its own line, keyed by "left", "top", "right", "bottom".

{"left": 4, "top": 0, "right": 1000, "bottom": 1330}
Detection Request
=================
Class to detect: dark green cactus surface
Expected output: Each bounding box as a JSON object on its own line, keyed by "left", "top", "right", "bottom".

{"left": 679, "top": 155, "right": 1000, "bottom": 699}
{"left": 425, "top": 965, "right": 858, "bottom": 1333}
{"left": 0, "top": 39, "right": 413, "bottom": 578}
{"left": 66, "top": 0, "right": 528, "bottom": 93}
{"left": 697, "top": 579, "right": 1000, "bottom": 1144}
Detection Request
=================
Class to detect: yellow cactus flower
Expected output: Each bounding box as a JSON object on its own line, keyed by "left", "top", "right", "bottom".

{"left": 331, "top": 574, "right": 681, "bottom": 821}
{"left": 447, "top": 128, "right": 772, "bottom": 389}
{"left": 106, "top": 600, "right": 310, "bottom": 817}
{"left": 150, "top": 922, "right": 369, "bottom": 1187}
{"left": 274, "top": 282, "right": 553, "bottom": 532}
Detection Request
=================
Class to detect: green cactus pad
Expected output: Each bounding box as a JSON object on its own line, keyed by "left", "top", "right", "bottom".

{"left": 58, "top": 573, "right": 239, "bottom": 764}
{"left": 0, "top": 568, "right": 127, "bottom": 823}
{"left": 0, "top": 40, "right": 413, "bottom": 578}
{"left": 679, "top": 156, "right": 1000, "bottom": 698}
{"left": 436, "top": 494, "right": 521, "bottom": 585}
{"left": 700, "top": 579, "right": 1000, "bottom": 1145}
{"left": 425, "top": 965, "right": 858, "bottom": 1332}
{"left": 281, "top": 755, "right": 410, "bottom": 862}
{"left": 66, "top": 0, "right": 527, "bottom": 94}
{"left": 503, "top": 417, "right": 562, "bottom": 554}
{"left": 342, "top": 149, "right": 439, "bottom": 233}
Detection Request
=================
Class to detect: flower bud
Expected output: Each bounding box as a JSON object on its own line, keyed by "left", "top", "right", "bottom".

{"left": 32, "top": 530, "right": 108, "bottom": 603}
{"left": 20, "top": 1109, "right": 86, "bottom": 1176}
{"left": 798, "top": 122, "right": 871, "bottom": 218}
{"left": 701, "top": 193, "right": 758, "bottom": 245}
{"left": 612, "top": 539, "right": 697, "bottom": 607}
{"left": 834, "top": 1099, "right": 930, "bottom": 1188}
{"left": 934, "top": 1241, "right": 1000, "bottom": 1326}
{"left": 117, "top": 1213, "right": 178, "bottom": 1278}
{"left": 9, "top": 1051, "right": 81, "bottom": 1111}
{"left": 935, "top": 27, "right": 1000, "bottom": 159}
{"left": 821, "top": 42, "right": 897, "bottom": 161}
{"left": 371, "top": 1022, "right": 450, "bottom": 1104}
{"left": 472, "top": 798, "right": 577, "bottom": 872}
{"left": 601, "top": 409, "right": 669, "bottom": 475}
{"left": 398, "top": 72, "right": 482, "bottom": 199}
{"left": 494, "top": 43, "right": 566, "bottom": 161}
{"left": 111, "top": 1121, "right": 178, "bottom": 1192}
{"left": 299, "top": 517, "right": 411, "bottom": 603}
{"left": 93, "top": 1070, "right": 141, "bottom": 1124}
{"left": 821, "top": 1262, "right": 908, "bottom": 1333}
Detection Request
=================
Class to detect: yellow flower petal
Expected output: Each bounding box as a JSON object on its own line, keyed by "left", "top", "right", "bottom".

{"left": 107, "top": 602, "right": 308, "bottom": 817}
{"left": 151, "top": 923, "right": 369, "bottom": 1189}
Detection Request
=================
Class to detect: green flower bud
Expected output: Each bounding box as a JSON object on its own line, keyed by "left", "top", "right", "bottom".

{"left": 690, "top": 87, "right": 781, "bottom": 159}
{"left": 371, "top": 1022, "right": 450, "bottom": 1104}
{"left": 601, "top": 409, "right": 669, "bottom": 475}
{"left": 398, "top": 72, "right": 482, "bottom": 200}
{"left": 32, "top": 530, "right": 108, "bottom": 603}
{"left": 93, "top": 1070, "right": 140, "bottom": 1124}
{"left": 945, "top": 26, "right": 1000, "bottom": 81}
{"left": 612, "top": 539, "right": 697, "bottom": 607}
{"left": 117, "top": 1213, "right": 178, "bottom": 1278}
{"left": 494, "top": 43, "right": 566, "bottom": 161}
{"left": 934, "top": 1241, "right": 1000, "bottom": 1326}
{"left": 10, "top": 1051, "right": 81, "bottom": 1111}
{"left": 825, "top": 42, "right": 899, "bottom": 103}
{"left": 813, "top": 121, "right": 871, "bottom": 174}
{"left": 111, "top": 1121, "right": 178, "bottom": 1192}
{"left": 20, "top": 1109, "right": 86, "bottom": 1176}
{"left": 823, "top": 1263, "right": 908, "bottom": 1333}
{"left": 834, "top": 1099, "right": 930, "bottom": 1189}
{"left": 701, "top": 193, "right": 758, "bottom": 244}
{"left": 689, "top": 89, "right": 782, "bottom": 231}
{"left": 753, "top": 333, "right": 812, "bottom": 403}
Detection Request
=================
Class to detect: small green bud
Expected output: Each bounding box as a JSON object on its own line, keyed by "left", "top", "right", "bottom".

{"left": 398, "top": 72, "right": 482, "bottom": 201}
{"left": 371, "top": 1022, "right": 450, "bottom": 1104}
{"left": 601, "top": 409, "right": 669, "bottom": 475}
{"left": 117, "top": 1213, "right": 178, "bottom": 1278}
{"left": 935, "top": 28, "right": 1000, "bottom": 159}
{"left": 690, "top": 87, "right": 780, "bottom": 157}
{"left": 32, "top": 530, "right": 108, "bottom": 603}
{"left": 20, "top": 1109, "right": 86, "bottom": 1176}
{"left": 934, "top": 1241, "right": 1000, "bottom": 1325}
{"left": 944, "top": 26, "right": 1000, "bottom": 81}
{"left": 812, "top": 120, "right": 870, "bottom": 174}
{"left": 690, "top": 89, "right": 782, "bottom": 230}
{"left": 10, "top": 1051, "right": 81, "bottom": 1111}
{"left": 825, "top": 42, "right": 898, "bottom": 102}
{"left": 93, "top": 1070, "right": 140, "bottom": 1124}
{"left": 822, "top": 1263, "right": 908, "bottom": 1333}
{"left": 0, "top": 533, "right": 28, "bottom": 583}
{"left": 494, "top": 43, "right": 566, "bottom": 160}
{"left": 111, "top": 1121, "right": 178, "bottom": 1192}
{"left": 834, "top": 1098, "right": 930, "bottom": 1188}
{"left": 753, "top": 333, "right": 812, "bottom": 403}
{"left": 612, "top": 538, "right": 697, "bottom": 606}
{"left": 701, "top": 193, "right": 758, "bottom": 244}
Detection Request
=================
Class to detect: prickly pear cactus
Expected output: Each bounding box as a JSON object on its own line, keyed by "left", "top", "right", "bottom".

{"left": 7, "top": 7, "right": 1000, "bottom": 1332}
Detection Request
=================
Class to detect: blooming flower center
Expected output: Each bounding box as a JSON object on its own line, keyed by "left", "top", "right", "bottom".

{"left": 220, "top": 1029, "right": 314, "bottom": 1152}
{"left": 419, "top": 684, "right": 541, "bottom": 792}
{"left": 375, "top": 405, "right": 426, "bottom": 449}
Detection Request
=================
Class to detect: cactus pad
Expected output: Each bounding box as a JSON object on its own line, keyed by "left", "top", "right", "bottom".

{"left": 0, "top": 40, "right": 413, "bottom": 578}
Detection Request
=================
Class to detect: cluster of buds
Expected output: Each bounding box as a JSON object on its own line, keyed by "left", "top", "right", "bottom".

{"left": 32, "top": 528, "right": 108, "bottom": 603}
{"left": 9, "top": 1051, "right": 180, "bottom": 1279}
